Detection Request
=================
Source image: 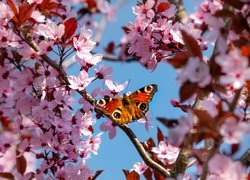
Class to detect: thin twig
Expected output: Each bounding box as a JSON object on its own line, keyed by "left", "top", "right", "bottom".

{"left": 119, "top": 125, "right": 170, "bottom": 177}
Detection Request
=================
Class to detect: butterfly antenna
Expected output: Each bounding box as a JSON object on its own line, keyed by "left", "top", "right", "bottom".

{"left": 125, "top": 79, "right": 131, "bottom": 93}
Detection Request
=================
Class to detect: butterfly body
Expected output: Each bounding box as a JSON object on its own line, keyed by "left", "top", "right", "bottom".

{"left": 94, "top": 84, "right": 158, "bottom": 125}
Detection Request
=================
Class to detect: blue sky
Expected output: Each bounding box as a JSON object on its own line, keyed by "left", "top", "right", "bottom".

{"left": 68, "top": 1, "right": 209, "bottom": 179}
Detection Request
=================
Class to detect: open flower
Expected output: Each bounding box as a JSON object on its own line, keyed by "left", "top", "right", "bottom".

{"left": 68, "top": 70, "right": 95, "bottom": 91}
{"left": 151, "top": 141, "right": 180, "bottom": 165}
{"left": 105, "top": 79, "right": 128, "bottom": 93}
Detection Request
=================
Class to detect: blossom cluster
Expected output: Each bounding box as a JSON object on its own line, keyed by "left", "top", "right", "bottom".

{"left": 0, "top": 0, "right": 115, "bottom": 178}
{"left": 124, "top": 0, "right": 202, "bottom": 71}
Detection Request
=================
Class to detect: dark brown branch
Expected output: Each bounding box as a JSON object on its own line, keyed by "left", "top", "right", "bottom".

{"left": 119, "top": 125, "right": 170, "bottom": 177}
{"left": 169, "top": 0, "right": 188, "bottom": 22}
{"left": 240, "top": 149, "right": 250, "bottom": 167}
{"left": 200, "top": 135, "right": 222, "bottom": 180}
{"left": 169, "top": 149, "right": 190, "bottom": 177}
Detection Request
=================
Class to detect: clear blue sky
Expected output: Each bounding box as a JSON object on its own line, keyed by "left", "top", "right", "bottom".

{"left": 68, "top": 1, "right": 249, "bottom": 179}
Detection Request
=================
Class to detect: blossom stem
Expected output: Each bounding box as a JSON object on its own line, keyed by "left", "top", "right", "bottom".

{"left": 200, "top": 135, "right": 222, "bottom": 180}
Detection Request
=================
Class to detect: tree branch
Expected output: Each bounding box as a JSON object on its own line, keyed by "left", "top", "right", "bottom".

{"left": 169, "top": 149, "right": 190, "bottom": 178}
{"left": 200, "top": 135, "right": 222, "bottom": 180}
{"left": 119, "top": 125, "right": 170, "bottom": 177}
{"left": 169, "top": 0, "right": 188, "bottom": 22}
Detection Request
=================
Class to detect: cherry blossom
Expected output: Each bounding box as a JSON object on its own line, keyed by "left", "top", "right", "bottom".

{"left": 79, "top": 133, "right": 103, "bottom": 156}
{"left": 73, "top": 26, "right": 96, "bottom": 59}
{"left": 216, "top": 48, "right": 250, "bottom": 89}
{"left": 168, "top": 111, "right": 194, "bottom": 146}
{"left": 131, "top": 161, "right": 148, "bottom": 174}
{"left": 151, "top": 141, "right": 180, "bottom": 165}
{"left": 94, "top": 65, "right": 113, "bottom": 80}
{"left": 100, "top": 119, "right": 116, "bottom": 139}
{"left": 208, "top": 154, "right": 247, "bottom": 180}
{"left": 36, "top": 20, "right": 65, "bottom": 41}
{"left": 76, "top": 53, "right": 103, "bottom": 66}
{"left": 200, "top": 93, "right": 220, "bottom": 118}
{"left": 220, "top": 116, "right": 250, "bottom": 144}
{"left": 76, "top": 111, "right": 96, "bottom": 136}
{"left": 68, "top": 70, "right": 95, "bottom": 91}
{"left": 31, "top": 10, "right": 45, "bottom": 23}
{"left": 176, "top": 57, "right": 211, "bottom": 88}
{"left": 0, "top": 2, "right": 14, "bottom": 26}
{"left": 105, "top": 79, "right": 128, "bottom": 93}
{"left": 132, "top": 0, "right": 155, "bottom": 24}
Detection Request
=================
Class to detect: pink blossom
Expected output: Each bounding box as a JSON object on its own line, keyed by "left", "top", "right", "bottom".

{"left": 220, "top": 116, "right": 250, "bottom": 144}
{"left": 131, "top": 161, "right": 148, "bottom": 174}
{"left": 79, "top": 98, "right": 92, "bottom": 112}
{"left": 204, "top": 16, "right": 225, "bottom": 43}
{"left": 151, "top": 18, "right": 169, "bottom": 31}
{"left": 17, "top": 139, "right": 30, "bottom": 157}
{"left": 53, "top": 89, "right": 74, "bottom": 108}
{"left": 151, "top": 141, "right": 180, "bottom": 165}
{"left": 77, "top": 111, "right": 96, "bottom": 136}
{"left": 73, "top": 26, "right": 96, "bottom": 59}
{"left": 126, "top": 20, "right": 148, "bottom": 45}
{"left": 105, "top": 79, "right": 128, "bottom": 93}
{"left": 94, "top": 64, "right": 112, "bottom": 80}
{"left": 55, "top": 163, "right": 93, "bottom": 179}
{"left": 216, "top": 48, "right": 250, "bottom": 89}
{"left": 100, "top": 119, "right": 116, "bottom": 139}
{"left": 31, "top": 10, "right": 45, "bottom": 23}
{"left": 76, "top": 53, "right": 103, "bottom": 66}
{"left": 83, "top": 133, "right": 102, "bottom": 155}
{"left": 168, "top": 111, "right": 193, "bottom": 146}
{"left": 177, "top": 57, "right": 211, "bottom": 87}
{"left": 36, "top": 20, "right": 65, "bottom": 40}
{"left": 170, "top": 22, "right": 201, "bottom": 45}
{"left": 68, "top": 70, "right": 95, "bottom": 91}
{"left": 0, "top": 27, "right": 21, "bottom": 48}
{"left": 38, "top": 40, "right": 53, "bottom": 55}
{"left": 200, "top": 93, "right": 220, "bottom": 117}
{"left": 208, "top": 154, "right": 247, "bottom": 180}
{"left": 132, "top": 0, "right": 155, "bottom": 23}
{"left": 0, "top": 2, "right": 14, "bottom": 26}
{"left": 161, "top": 4, "right": 176, "bottom": 18}
{"left": 96, "top": 0, "right": 116, "bottom": 21}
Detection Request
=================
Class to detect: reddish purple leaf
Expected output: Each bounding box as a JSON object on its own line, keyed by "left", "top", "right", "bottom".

{"left": 181, "top": 30, "right": 202, "bottom": 60}
{"left": 157, "top": 2, "right": 171, "bottom": 13}
{"left": 157, "top": 127, "right": 164, "bottom": 144}
{"left": 16, "top": 154, "right": 27, "bottom": 175}
{"left": 63, "top": 18, "right": 77, "bottom": 42}
{"left": 179, "top": 82, "right": 198, "bottom": 102}
{"left": 0, "top": 172, "right": 14, "bottom": 179}
{"left": 126, "top": 170, "right": 140, "bottom": 180}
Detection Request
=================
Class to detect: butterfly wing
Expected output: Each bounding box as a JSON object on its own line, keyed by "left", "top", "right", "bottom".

{"left": 127, "top": 84, "right": 158, "bottom": 120}
{"left": 94, "top": 84, "right": 158, "bottom": 125}
{"left": 128, "top": 84, "right": 158, "bottom": 103}
{"left": 94, "top": 96, "right": 133, "bottom": 124}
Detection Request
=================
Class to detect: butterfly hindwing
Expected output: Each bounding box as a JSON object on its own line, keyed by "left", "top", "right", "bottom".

{"left": 94, "top": 84, "right": 158, "bottom": 125}
{"left": 94, "top": 96, "right": 132, "bottom": 124}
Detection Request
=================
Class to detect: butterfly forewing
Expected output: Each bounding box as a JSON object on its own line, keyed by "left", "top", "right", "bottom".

{"left": 128, "top": 84, "right": 158, "bottom": 103}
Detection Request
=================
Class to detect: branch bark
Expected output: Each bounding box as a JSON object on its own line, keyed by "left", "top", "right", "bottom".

{"left": 169, "top": 0, "right": 188, "bottom": 22}
{"left": 119, "top": 126, "right": 170, "bottom": 177}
